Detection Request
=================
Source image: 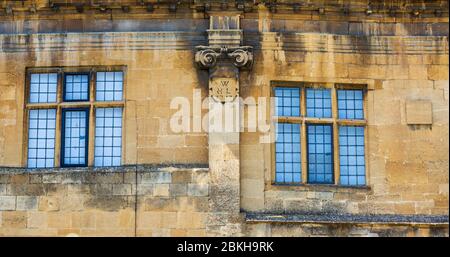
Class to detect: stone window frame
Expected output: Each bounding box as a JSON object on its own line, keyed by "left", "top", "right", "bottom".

{"left": 270, "top": 81, "right": 369, "bottom": 187}
{"left": 23, "top": 66, "right": 127, "bottom": 168}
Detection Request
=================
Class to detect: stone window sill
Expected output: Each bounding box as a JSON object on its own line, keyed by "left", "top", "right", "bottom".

{"left": 267, "top": 183, "right": 372, "bottom": 193}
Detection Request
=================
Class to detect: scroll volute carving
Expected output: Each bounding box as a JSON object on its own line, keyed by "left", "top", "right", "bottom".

{"left": 195, "top": 46, "right": 253, "bottom": 70}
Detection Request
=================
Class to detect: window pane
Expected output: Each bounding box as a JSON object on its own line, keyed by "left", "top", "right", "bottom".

{"left": 64, "top": 74, "right": 89, "bottom": 101}
{"left": 339, "top": 126, "right": 365, "bottom": 186}
{"left": 337, "top": 89, "right": 364, "bottom": 120}
{"left": 96, "top": 72, "right": 123, "bottom": 101}
{"left": 29, "top": 73, "right": 58, "bottom": 103}
{"left": 305, "top": 88, "right": 332, "bottom": 118}
{"left": 275, "top": 123, "right": 301, "bottom": 183}
{"left": 307, "top": 124, "right": 333, "bottom": 184}
{"left": 62, "top": 110, "right": 88, "bottom": 166}
{"left": 274, "top": 87, "right": 300, "bottom": 117}
{"left": 27, "top": 109, "right": 56, "bottom": 168}
{"left": 94, "top": 108, "right": 123, "bottom": 167}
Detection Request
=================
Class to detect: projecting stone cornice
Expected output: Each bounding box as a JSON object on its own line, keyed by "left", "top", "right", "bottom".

{"left": 1, "top": 0, "right": 448, "bottom": 20}
{"left": 0, "top": 32, "right": 447, "bottom": 55}
{"left": 194, "top": 45, "right": 254, "bottom": 70}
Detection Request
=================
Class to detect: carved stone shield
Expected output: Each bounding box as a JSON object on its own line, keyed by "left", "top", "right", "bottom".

{"left": 209, "top": 78, "right": 239, "bottom": 103}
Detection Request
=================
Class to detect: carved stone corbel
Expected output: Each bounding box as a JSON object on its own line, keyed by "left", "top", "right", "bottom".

{"left": 227, "top": 47, "right": 253, "bottom": 70}
{"left": 194, "top": 47, "right": 221, "bottom": 69}
{"left": 195, "top": 46, "right": 253, "bottom": 70}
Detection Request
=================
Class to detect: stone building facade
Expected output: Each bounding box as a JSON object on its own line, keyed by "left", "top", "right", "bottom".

{"left": 0, "top": 0, "right": 448, "bottom": 236}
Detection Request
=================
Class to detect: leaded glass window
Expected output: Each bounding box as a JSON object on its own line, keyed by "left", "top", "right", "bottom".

{"left": 273, "top": 83, "right": 367, "bottom": 186}
{"left": 94, "top": 108, "right": 123, "bottom": 167}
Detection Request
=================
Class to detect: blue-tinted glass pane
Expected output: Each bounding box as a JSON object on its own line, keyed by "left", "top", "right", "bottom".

{"left": 29, "top": 73, "right": 58, "bottom": 103}
{"left": 307, "top": 124, "right": 333, "bottom": 183}
{"left": 94, "top": 108, "right": 123, "bottom": 167}
{"left": 274, "top": 87, "right": 301, "bottom": 117}
{"left": 305, "top": 88, "right": 332, "bottom": 118}
{"left": 275, "top": 123, "right": 301, "bottom": 183}
{"left": 63, "top": 110, "right": 88, "bottom": 166}
{"left": 337, "top": 89, "right": 364, "bottom": 120}
{"left": 96, "top": 72, "right": 123, "bottom": 101}
{"left": 27, "top": 109, "right": 56, "bottom": 168}
{"left": 339, "top": 126, "right": 365, "bottom": 186}
{"left": 64, "top": 74, "right": 89, "bottom": 101}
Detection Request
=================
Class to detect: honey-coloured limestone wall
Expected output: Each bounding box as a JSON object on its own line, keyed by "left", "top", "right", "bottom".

{"left": 0, "top": 2, "right": 448, "bottom": 236}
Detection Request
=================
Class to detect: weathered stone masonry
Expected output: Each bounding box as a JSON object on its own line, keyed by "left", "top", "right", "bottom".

{"left": 0, "top": 166, "right": 210, "bottom": 236}
{"left": 0, "top": 0, "right": 449, "bottom": 236}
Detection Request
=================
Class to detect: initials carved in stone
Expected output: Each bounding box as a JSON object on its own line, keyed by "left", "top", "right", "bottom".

{"left": 209, "top": 78, "right": 239, "bottom": 103}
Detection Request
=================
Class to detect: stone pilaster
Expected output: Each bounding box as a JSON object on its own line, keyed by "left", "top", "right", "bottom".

{"left": 194, "top": 15, "right": 253, "bottom": 236}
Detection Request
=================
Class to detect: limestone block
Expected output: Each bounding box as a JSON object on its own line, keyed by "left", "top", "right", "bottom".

{"left": 10, "top": 174, "right": 28, "bottom": 184}
{"left": 241, "top": 179, "right": 263, "bottom": 199}
{"left": 161, "top": 212, "right": 177, "bottom": 229}
{"left": 71, "top": 212, "right": 96, "bottom": 229}
{"left": 0, "top": 196, "right": 16, "bottom": 211}
{"left": 144, "top": 198, "right": 176, "bottom": 212}
{"left": 428, "top": 65, "right": 449, "bottom": 80}
{"left": 92, "top": 173, "right": 124, "bottom": 184}
{"left": 157, "top": 135, "right": 185, "bottom": 148}
{"left": 172, "top": 171, "right": 192, "bottom": 184}
{"left": 153, "top": 184, "right": 170, "bottom": 197}
{"left": 112, "top": 184, "right": 133, "bottom": 196}
{"left": 241, "top": 197, "right": 265, "bottom": 211}
{"left": 170, "top": 229, "right": 187, "bottom": 236}
{"left": 38, "top": 196, "right": 59, "bottom": 212}
{"left": 187, "top": 184, "right": 209, "bottom": 197}
{"left": 83, "top": 196, "right": 132, "bottom": 211}
{"left": 315, "top": 191, "right": 335, "bottom": 200}
{"left": 117, "top": 210, "right": 134, "bottom": 228}
{"left": 186, "top": 229, "right": 207, "bottom": 237}
{"left": 27, "top": 211, "right": 48, "bottom": 229}
{"left": 141, "top": 172, "right": 171, "bottom": 184}
{"left": 0, "top": 184, "right": 6, "bottom": 195}
{"left": 0, "top": 85, "right": 15, "bottom": 100}
{"left": 173, "top": 147, "right": 208, "bottom": 163}
{"left": 185, "top": 135, "right": 208, "bottom": 147}
{"left": 188, "top": 172, "right": 207, "bottom": 187}
{"left": 47, "top": 213, "right": 71, "bottom": 229}
{"left": 386, "top": 65, "right": 409, "bottom": 80}
{"left": 135, "top": 184, "right": 153, "bottom": 196}
{"left": 177, "top": 212, "right": 206, "bottom": 229}
{"left": 94, "top": 184, "right": 113, "bottom": 195}
{"left": 170, "top": 184, "right": 187, "bottom": 196}
{"left": 2, "top": 211, "right": 27, "bottom": 228}
{"left": 61, "top": 173, "right": 85, "bottom": 184}
{"left": 7, "top": 184, "right": 45, "bottom": 196}
{"left": 283, "top": 199, "right": 323, "bottom": 213}
{"left": 42, "top": 174, "right": 63, "bottom": 184}
{"left": 434, "top": 80, "right": 449, "bottom": 101}
{"left": 348, "top": 64, "right": 386, "bottom": 79}
{"left": 60, "top": 196, "right": 84, "bottom": 211}
{"left": 95, "top": 212, "right": 120, "bottom": 228}
{"left": 16, "top": 196, "right": 38, "bottom": 211}
{"left": 406, "top": 100, "right": 433, "bottom": 125}
{"left": 138, "top": 212, "right": 162, "bottom": 229}
{"left": 408, "top": 65, "right": 428, "bottom": 80}
{"left": 0, "top": 175, "right": 10, "bottom": 184}
{"left": 308, "top": 62, "right": 348, "bottom": 79}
